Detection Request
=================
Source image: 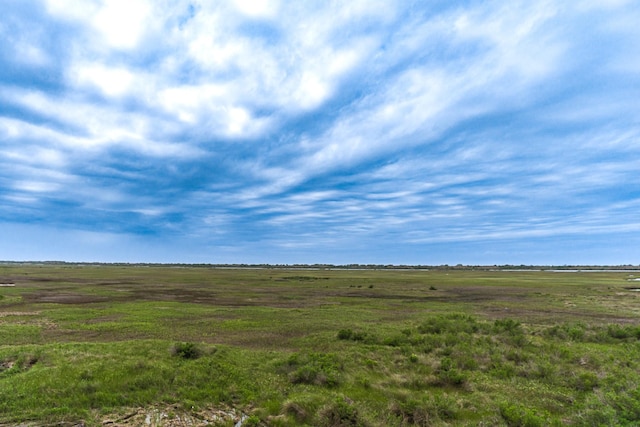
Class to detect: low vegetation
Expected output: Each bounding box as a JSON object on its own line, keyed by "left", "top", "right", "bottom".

{"left": 0, "top": 264, "right": 639, "bottom": 425}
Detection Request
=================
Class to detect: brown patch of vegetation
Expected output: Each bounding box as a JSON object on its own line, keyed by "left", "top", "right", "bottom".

{"left": 23, "top": 292, "right": 108, "bottom": 304}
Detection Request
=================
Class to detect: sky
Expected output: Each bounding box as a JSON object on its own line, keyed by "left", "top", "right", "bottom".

{"left": 1, "top": 0, "right": 639, "bottom": 265}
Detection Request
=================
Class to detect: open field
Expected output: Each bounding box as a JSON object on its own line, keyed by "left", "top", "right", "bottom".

{"left": 1, "top": 265, "right": 640, "bottom": 426}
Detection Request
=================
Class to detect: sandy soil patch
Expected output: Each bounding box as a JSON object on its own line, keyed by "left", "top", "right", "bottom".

{"left": 101, "top": 405, "right": 254, "bottom": 426}
{"left": 0, "top": 311, "right": 41, "bottom": 317}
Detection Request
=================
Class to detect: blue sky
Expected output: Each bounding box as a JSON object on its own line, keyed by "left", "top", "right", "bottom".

{"left": 1, "top": 0, "right": 639, "bottom": 265}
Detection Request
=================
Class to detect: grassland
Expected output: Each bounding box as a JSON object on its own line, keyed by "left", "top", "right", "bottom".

{"left": 1, "top": 264, "right": 640, "bottom": 426}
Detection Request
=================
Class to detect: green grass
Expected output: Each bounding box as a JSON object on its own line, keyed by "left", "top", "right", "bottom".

{"left": 1, "top": 265, "right": 640, "bottom": 425}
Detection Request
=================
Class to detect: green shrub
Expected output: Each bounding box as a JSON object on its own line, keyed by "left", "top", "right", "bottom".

{"left": 337, "top": 329, "right": 375, "bottom": 343}
{"left": 430, "top": 394, "right": 459, "bottom": 420}
{"left": 280, "top": 353, "right": 342, "bottom": 387}
{"left": 567, "top": 324, "right": 587, "bottom": 341}
{"left": 282, "top": 400, "right": 312, "bottom": 424}
{"left": 606, "top": 324, "right": 640, "bottom": 341}
{"left": 454, "top": 353, "right": 479, "bottom": 371}
{"left": 492, "top": 364, "right": 516, "bottom": 379}
{"left": 318, "top": 397, "right": 363, "bottom": 427}
{"left": 572, "top": 371, "right": 599, "bottom": 392}
{"left": 418, "top": 314, "right": 478, "bottom": 335}
{"left": 607, "top": 386, "right": 640, "bottom": 423}
{"left": 499, "top": 402, "right": 546, "bottom": 427}
{"left": 543, "top": 322, "right": 587, "bottom": 342}
{"left": 434, "top": 357, "right": 468, "bottom": 387}
{"left": 390, "top": 395, "right": 458, "bottom": 426}
{"left": 382, "top": 334, "right": 409, "bottom": 347}
{"left": 338, "top": 329, "right": 354, "bottom": 340}
{"left": 171, "top": 342, "right": 202, "bottom": 360}
{"left": 494, "top": 319, "right": 522, "bottom": 334}
{"left": 505, "top": 349, "right": 528, "bottom": 364}
{"left": 390, "top": 399, "right": 431, "bottom": 426}
{"left": 242, "top": 415, "right": 261, "bottom": 426}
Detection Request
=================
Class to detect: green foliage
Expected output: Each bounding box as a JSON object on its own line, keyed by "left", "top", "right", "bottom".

{"left": 418, "top": 313, "right": 479, "bottom": 335}
{"left": 499, "top": 402, "right": 547, "bottom": 427}
{"left": 282, "top": 399, "right": 313, "bottom": 424}
{"left": 606, "top": 324, "right": 640, "bottom": 340}
{"left": 607, "top": 386, "right": 640, "bottom": 423}
{"left": 338, "top": 329, "right": 354, "bottom": 340}
{"left": 337, "top": 328, "right": 376, "bottom": 344}
{"left": 242, "top": 414, "right": 262, "bottom": 426}
{"left": 390, "top": 394, "right": 459, "bottom": 426}
{"left": 171, "top": 342, "right": 202, "bottom": 359}
{"left": 389, "top": 399, "right": 432, "bottom": 426}
{"left": 434, "top": 356, "right": 468, "bottom": 387}
{"left": 280, "top": 353, "right": 342, "bottom": 387}
{"left": 317, "top": 397, "right": 364, "bottom": 427}
{"left": 572, "top": 371, "right": 599, "bottom": 392}
{"left": 494, "top": 318, "right": 522, "bottom": 334}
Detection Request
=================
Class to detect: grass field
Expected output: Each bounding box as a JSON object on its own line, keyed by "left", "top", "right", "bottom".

{"left": 1, "top": 264, "right": 640, "bottom": 426}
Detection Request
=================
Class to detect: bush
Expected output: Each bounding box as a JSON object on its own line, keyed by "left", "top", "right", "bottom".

{"left": 337, "top": 328, "right": 375, "bottom": 343}
{"left": 281, "top": 353, "right": 342, "bottom": 387}
{"left": 606, "top": 324, "right": 640, "bottom": 341}
{"left": 282, "top": 400, "right": 311, "bottom": 423}
{"left": 499, "top": 402, "right": 547, "bottom": 427}
{"left": 418, "top": 314, "right": 479, "bottom": 335}
{"left": 171, "top": 342, "right": 202, "bottom": 360}
{"left": 608, "top": 386, "right": 640, "bottom": 423}
{"left": 494, "top": 318, "right": 522, "bottom": 334}
{"left": 390, "top": 395, "right": 458, "bottom": 426}
{"left": 338, "top": 329, "right": 353, "bottom": 340}
{"left": 572, "top": 371, "right": 599, "bottom": 392}
{"left": 434, "top": 357, "right": 467, "bottom": 387}
{"left": 318, "top": 397, "right": 364, "bottom": 427}
{"left": 242, "top": 415, "right": 262, "bottom": 427}
{"left": 382, "top": 334, "right": 410, "bottom": 347}
{"left": 390, "top": 399, "right": 431, "bottom": 426}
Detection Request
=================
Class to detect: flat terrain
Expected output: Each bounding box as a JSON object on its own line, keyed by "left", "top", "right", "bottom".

{"left": 1, "top": 265, "right": 640, "bottom": 425}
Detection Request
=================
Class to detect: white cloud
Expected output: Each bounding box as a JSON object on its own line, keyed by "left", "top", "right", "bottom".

{"left": 72, "top": 63, "right": 134, "bottom": 97}
{"left": 13, "top": 180, "right": 60, "bottom": 193}
{"left": 159, "top": 84, "right": 228, "bottom": 124}
{"left": 92, "top": 0, "right": 152, "bottom": 49}
{"left": 232, "top": 0, "right": 280, "bottom": 18}
{"left": 44, "top": 0, "right": 100, "bottom": 21}
{"left": 14, "top": 39, "right": 49, "bottom": 67}
{"left": 44, "top": 0, "right": 152, "bottom": 50}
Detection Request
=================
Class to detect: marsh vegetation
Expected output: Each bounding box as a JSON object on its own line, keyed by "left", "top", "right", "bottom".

{"left": 1, "top": 265, "right": 639, "bottom": 425}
